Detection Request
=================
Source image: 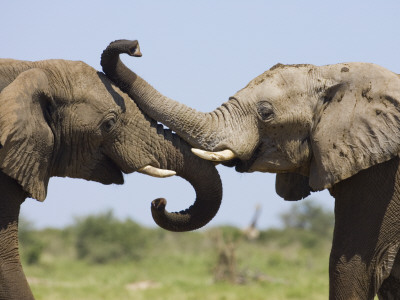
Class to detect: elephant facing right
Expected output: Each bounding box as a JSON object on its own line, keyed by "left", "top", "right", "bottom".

{"left": 101, "top": 39, "right": 400, "bottom": 299}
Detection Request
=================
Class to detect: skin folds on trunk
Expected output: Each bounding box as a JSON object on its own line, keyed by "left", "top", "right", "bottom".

{"left": 147, "top": 124, "right": 223, "bottom": 232}
{"left": 100, "top": 40, "right": 234, "bottom": 153}
{"left": 101, "top": 42, "right": 224, "bottom": 231}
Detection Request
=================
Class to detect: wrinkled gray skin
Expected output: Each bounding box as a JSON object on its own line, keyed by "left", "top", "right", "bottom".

{"left": 0, "top": 58, "right": 222, "bottom": 300}
{"left": 102, "top": 40, "right": 400, "bottom": 299}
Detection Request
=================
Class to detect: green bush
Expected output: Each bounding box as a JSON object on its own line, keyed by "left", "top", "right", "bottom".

{"left": 257, "top": 200, "right": 334, "bottom": 250}
{"left": 74, "top": 210, "right": 151, "bottom": 263}
{"left": 280, "top": 200, "right": 334, "bottom": 236}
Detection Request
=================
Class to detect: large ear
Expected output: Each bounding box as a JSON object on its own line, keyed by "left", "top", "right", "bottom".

{"left": 309, "top": 73, "right": 400, "bottom": 190}
{"left": 0, "top": 68, "right": 54, "bottom": 201}
{"left": 275, "top": 173, "right": 311, "bottom": 201}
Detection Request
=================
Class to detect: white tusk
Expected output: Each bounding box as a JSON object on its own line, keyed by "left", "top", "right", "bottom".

{"left": 191, "top": 148, "right": 237, "bottom": 162}
{"left": 138, "top": 165, "right": 176, "bottom": 178}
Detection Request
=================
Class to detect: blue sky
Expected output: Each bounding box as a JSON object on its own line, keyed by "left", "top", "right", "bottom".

{"left": 1, "top": 1, "right": 400, "bottom": 229}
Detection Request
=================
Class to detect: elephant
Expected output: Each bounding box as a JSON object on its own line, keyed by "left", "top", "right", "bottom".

{"left": 0, "top": 54, "right": 222, "bottom": 299}
{"left": 101, "top": 39, "right": 400, "bottom": 299}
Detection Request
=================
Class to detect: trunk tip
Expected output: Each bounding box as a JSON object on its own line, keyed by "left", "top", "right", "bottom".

{"left": 151, "top": 198, "right": 167, "bottom": 211}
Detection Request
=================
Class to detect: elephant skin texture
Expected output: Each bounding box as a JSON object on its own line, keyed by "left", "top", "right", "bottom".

{"left": 0, "top": 56, "right": 222, "bottom": 299}
{"left": 101, "top": 39, "right": 400, "bottom": 299}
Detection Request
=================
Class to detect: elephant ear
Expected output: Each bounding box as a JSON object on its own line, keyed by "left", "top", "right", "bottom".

{"left": 0, "top": 68, "right": 54, "bottom": 201}
{"left": 275, "top": 173, "right": 311, "bottom": 201}
{"left": 309, "top": 76, "right": 400, "bottom": 190}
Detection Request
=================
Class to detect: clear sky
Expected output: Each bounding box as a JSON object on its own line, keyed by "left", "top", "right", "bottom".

{"left": 1, "top": 1, "right": 400, "bottom": 229}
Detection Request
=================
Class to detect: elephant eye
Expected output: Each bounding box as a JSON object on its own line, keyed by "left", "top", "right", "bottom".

{"left": 257, "top": 101, "right": 274, "bottom": 121}
{"left": 101, "top": 116, "right": 117, "bottom": 132}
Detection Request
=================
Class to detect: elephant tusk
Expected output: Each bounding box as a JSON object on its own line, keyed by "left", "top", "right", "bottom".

{"left": 191, "top": 148, "right": 237, "bottom": 162}
{"left": 138, "top": 166, "right": 176, "bottom": 178}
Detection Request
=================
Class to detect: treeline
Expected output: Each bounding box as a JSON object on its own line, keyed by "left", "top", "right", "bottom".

{"left": 19, "top": 200, "right": 334, "bottom": 266}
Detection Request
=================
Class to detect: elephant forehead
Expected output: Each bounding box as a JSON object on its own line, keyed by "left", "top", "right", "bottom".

{"left": 243, "top": 73, "right": 309, "bottom": 103}
{"left": 245, "top": 64, "right": 311, "bottom": 89}
{"left": 52, "top": 62, "right": 128, "bottom": 111}
{"left": 68, "top": 102, "right": 107, "bottom": 126}
{"left": 73, "top": 82, "right": 130, "bottom": 116}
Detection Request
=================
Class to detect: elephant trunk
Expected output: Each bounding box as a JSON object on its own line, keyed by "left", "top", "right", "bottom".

{"left": 101, "top": 41, "right": 223, "bottom": 231}
{"left": 147, "top": 125, "right": 223, "bottom": 232}
{"left": 100, "top": 40, "right": 236, "bottom": 153}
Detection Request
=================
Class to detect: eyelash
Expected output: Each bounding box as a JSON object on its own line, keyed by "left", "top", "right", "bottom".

{"left": 257, "top": 102, "right": 274, "bottom": 121}
{"left": 101, "top": 115, "right": 117, "bottom": 132}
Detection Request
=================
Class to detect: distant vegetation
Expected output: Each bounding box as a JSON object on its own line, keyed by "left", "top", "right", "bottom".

{"left": 20, "top": 200, "right": 334, "bottom": 300}
{"left": 74, "top": 211, "right": 153, "bottom": 263}
{"left": 280, "top": 200, "right": 334, "bottom": 236}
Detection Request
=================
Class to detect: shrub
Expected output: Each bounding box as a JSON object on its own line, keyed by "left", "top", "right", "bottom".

{"left": 257, "top": 200, "right": 334, "bottom": 249}
{"left": 280, "top": 199, "right": 334, "bottom": 236}
{"left": 74, "top": 211, "right": 151, "bottom": 263}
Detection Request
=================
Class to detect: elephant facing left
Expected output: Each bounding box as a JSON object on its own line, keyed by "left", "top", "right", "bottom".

{"left": 0, "top": 55, "right": 222, "bottom": 299}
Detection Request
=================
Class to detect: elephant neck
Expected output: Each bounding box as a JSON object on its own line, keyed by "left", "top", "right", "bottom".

{"left": 329, "top": 156, "right": 400, "bottom": 215}
{"left": 329, "top": 156, "right": 400, "bottom": 262}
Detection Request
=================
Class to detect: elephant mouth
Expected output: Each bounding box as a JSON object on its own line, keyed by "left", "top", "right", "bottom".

{"left": 223, "top": 144, "right": 262, "bottom": 173}
{"left": 234, "top": 159, "right": 257, "bottom": 173}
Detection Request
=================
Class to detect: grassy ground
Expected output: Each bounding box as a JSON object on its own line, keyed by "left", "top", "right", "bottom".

{"left": 22, "top": 225, "right": 332, "bottom": 300}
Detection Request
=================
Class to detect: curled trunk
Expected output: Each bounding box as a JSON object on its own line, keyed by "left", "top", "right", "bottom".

{"left": 152, "top": 127, "right": 222, "bottom": 231}
{"left": 101, "top": 41, "right": 223, "bottom": 231}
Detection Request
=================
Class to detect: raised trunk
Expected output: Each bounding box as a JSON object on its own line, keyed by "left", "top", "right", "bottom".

{"left": 146, "top": 123, "right": 222, "bottom": 232}
{"left": 100, "top": 40, "right": 230, "bottom": 151}
{"left": 0, "top": 172, "right": 34, "bottom": 300}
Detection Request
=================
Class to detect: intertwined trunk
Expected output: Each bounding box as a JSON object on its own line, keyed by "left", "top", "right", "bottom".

{"left": 100, "top": 40, "right": 238, "bottom": 152}
{"left": 144, "top": 122, "right": 223, "bottom": 232}
{"left": 100, "top": 42, "right": 224, "bottom": 231}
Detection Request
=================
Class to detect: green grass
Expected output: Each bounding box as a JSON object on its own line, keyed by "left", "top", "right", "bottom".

{"left": 22, "top": 226, "right": 332, "bottom": 300}
{"left": 25, "top": 256, "right": 330, "bottom": 300}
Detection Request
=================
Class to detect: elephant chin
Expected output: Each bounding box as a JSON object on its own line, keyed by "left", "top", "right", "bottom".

{"left": 89, "top": 158, "right": 124, "bottom": 185}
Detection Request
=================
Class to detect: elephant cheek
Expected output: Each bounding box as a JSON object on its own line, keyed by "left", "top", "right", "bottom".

{"left": 288, "top": 138, "right": 312, "bottom": 170}
{"left": 108, "top": 141, "right": 154, "bottom": 175}
{"left": 249, "top": 139, "right": 311, "bottom": 173}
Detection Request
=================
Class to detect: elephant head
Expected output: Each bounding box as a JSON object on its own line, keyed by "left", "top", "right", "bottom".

{"left": 101, "top": 40, "right": 400, "bottom": 200}
{"left": 0, "top": 58, "right": 222, "bottom": 232}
